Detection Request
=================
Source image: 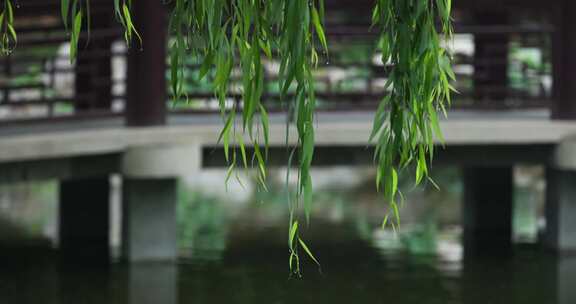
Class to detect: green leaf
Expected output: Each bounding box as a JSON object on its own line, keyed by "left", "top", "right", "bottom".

{"left": 311, "top": 6, "right": 328, "bottom": 54}
{"left": 198, "top": 52, "right": 214, "bottom": 80}
{"left": 259, "top": 104, "right": 270, "bottom": 155}
{"left": 254, "top": 143, "right": 267, "bottom": 182}
{"left": 217, "top": 113, "right": 234, "bottom": 162}
{"left": 70, "top": 10, "right": 82, "bottom": 60}
{"left": 224, "top": 162, "right": 235, "bottom": 189}
{"left": 298, "top": 238, "right": 321, "bottom": 267}
{"left": 236, "top": 133, "right": 248, "bottom": 169}
{"left": 289, "top": 220, "right": 299, "bottom": 248}
{"left": 390, "top": 168, "right": 398, "bottom": 201}
{"left": 391, "top": 201, "right": 400, "bottom": 226}
{"left": 61, "top": 0, "right": 70, "bottom": 29}
{"left": 381, "top": 213, "right": 390, "bottom": 229}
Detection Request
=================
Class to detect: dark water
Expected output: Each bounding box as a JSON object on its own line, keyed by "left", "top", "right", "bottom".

{"left": 0, "top": 231, "right": 572, "bottom": 304}
{"left": 0, "top": 169, "right": 567, "bottom": 304}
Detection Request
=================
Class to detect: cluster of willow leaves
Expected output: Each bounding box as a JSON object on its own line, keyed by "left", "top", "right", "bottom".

{"left": 0, "top": 0, "right": 455, "bottom": 275}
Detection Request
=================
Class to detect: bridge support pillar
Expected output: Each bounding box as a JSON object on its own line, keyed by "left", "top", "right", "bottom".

{"left": 463, "top": 166, "right": 513, "bottom": 256}
{"left": 544, "top": 169, "right": 576, "bottom": 252}
{"left": 545, "top": 139, "right": 576, "bottom": 252}
{"left": 122, "top": 178, "right": 177, "bottom": 262}
{"left": 121, "top": 144, "right": 201, "bottom": 262}
{"left": 59, "top": 177, "right": 110, "bottom": 263}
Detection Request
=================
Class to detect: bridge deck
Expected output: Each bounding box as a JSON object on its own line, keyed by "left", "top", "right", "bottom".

{"left": 0, "top": 111, "right": 574, "bottom": 164}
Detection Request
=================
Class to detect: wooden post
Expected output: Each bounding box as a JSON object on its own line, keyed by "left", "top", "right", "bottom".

{"left": 551, "top": 0, "right": 576, "bottom": 119}
{"left": 125, "top": 0, "right": 168, "bottom": 126}
{"left": 75, "top": 12, "right": 113, "bottom": 112}
{"left": 473, "top": 11, "right": 510, "bottom": 102}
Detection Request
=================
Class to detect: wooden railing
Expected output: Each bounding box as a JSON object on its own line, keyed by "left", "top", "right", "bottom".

{"left": 0, "top": 7, "right": 554, "bottom": 122}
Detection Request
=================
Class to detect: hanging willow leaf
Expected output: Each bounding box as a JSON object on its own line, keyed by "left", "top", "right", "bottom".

{"left": 0, "top": 0, "right": 16, "bottom": 55}
{"left": 60, "top": 0, "right": 89, "bottom": 62}
{"left": 62, "top": 0, "right": 70, "bottom": 29}
{"left": 298, "top": 238, "right": 321, "bottom": 269}
{"left": 371, "top": 0, "right": 454, "bottom": 227}
{"left": 311, "top": 6, "right": 328, "bottom": 54}
{"left": 111, "top": 0, "right": 141, "bottom": 47}
{"left": 70, "top": 10, "right": 82, "bottom": 59}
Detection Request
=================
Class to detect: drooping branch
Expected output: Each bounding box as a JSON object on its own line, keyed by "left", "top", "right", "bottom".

{"left": 371, "top": 0, "right": 455, "bottom": 229}
{"left": 165, "top": 0, "right": 327, "bottom": 275}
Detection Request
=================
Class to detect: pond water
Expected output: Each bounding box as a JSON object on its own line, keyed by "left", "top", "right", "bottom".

{"left": 0, "top": 167, "right": 570, "bottom": 304}
{"left": 0, "top": 222, "right": 571, "bottom": 304}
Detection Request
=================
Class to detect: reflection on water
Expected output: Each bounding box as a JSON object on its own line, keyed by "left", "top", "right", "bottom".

{"left": 0, "top": 242, "right": 571, "bottom": 304}
{"left": 0, "top": 166, "right": 570, "bottom": 303}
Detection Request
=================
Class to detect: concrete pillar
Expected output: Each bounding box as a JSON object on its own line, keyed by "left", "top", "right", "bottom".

{"left": 544, "top": 169, "right": 576, "bottom": 252}
{"left": 122, "top": 178, "right": 177, "bottom": 262}
{"left": 120, "top": 144, "right": 201, "bottom": 262}
{"left": 463, "top": 167, "right": 513, "bottom": 256}
{"left": 59, "top": 177, "right": 110, "bottom": 264}
{"left": 546, "top": 138, "right": 576, "bottom": 252}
